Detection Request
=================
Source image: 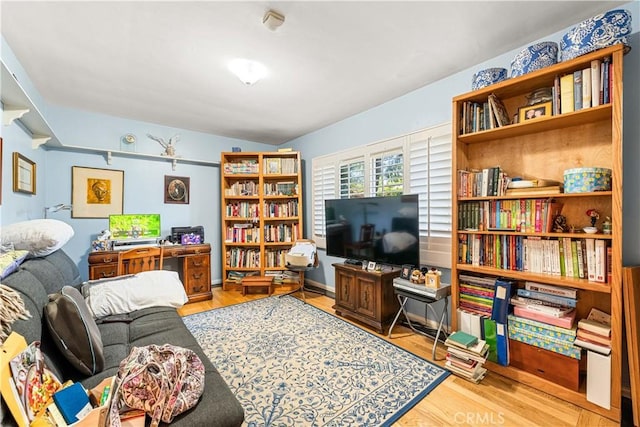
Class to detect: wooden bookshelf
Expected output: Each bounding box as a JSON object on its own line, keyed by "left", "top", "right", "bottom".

{"left": 220, "top": 151, "right": 303, "bottom": 289}
{"left": 451, "top": 44, "right": 625, "bottom": 421}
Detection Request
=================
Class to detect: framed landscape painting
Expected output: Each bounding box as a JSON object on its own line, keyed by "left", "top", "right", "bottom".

{"left": 72, "top": 166, "right": 124, "bottom": 218}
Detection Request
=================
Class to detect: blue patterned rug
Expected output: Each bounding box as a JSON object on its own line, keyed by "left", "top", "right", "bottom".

{"left": 183, "top": 296, "right": 449, "bottom": 426}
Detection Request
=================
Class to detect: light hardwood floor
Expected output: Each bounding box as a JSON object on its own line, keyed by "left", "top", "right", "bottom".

{"left": 178, "top": 287, "right": 621, "bottom": 426}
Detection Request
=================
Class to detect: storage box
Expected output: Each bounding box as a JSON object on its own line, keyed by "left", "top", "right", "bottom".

{"left": 509, "top": 339, "right": 580, "bottom": 391}
{"left": 560, "top": 9, "right": 631, "bottom": 61}
{"left": 563, "top": 167, "right": 612, "bottom": 193}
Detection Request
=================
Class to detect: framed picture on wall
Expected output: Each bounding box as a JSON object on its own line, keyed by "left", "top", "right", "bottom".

{"left": 72, "top": 166, "right": 124, "bottom": 218}
{"left": 12, "top": 152, "right": 36, "bottom": 195}
{"left": 164, "top": 175, "right": 190, "bottom": 204}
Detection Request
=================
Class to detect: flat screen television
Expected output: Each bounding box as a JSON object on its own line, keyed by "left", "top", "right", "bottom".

{"left": 109, "top": 214, "right": 161, "bottom": 240}
{"left": 324, "top": 194, "right": 420, "bottom": 267}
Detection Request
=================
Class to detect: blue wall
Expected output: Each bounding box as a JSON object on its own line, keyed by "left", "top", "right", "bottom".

{"left": 288, "top": 2, "right": 640, "bottom": 293}
{"left": 2, "top": 2, "right": 639, "bottom": 297}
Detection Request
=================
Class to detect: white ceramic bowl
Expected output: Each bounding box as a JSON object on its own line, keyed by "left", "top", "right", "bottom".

{"left": 583, "top": 227, "right": 598, "bottom": 234}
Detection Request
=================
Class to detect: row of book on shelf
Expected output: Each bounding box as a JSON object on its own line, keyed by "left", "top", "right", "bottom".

{"left": 458, "top": 167, "right": 564, "bottom": 200}
{"left": 225, "top": 200, "right": 299, "bottom": 219}
{"left": 1, "top": 335, "right": 143, "bottom": 427}
{"left": 458, "top": 234, "right": 610, "bottom": 283}
{"left": 459, "top": 57, "right": 613, "bottom": 135}
{"left": 458, "top": 198, "right": 563, "bottom": 233}
{"left": 454, "top": 274, "right": 611, "bottom": 408}
{"left": 225, "top": 181, "right": 298, "bottom": 197}
{"left": 264, "top": 157, "right": 298, "bottom": 175}
{"left": 227, "top": 270, "right": 300, "bottom": 285}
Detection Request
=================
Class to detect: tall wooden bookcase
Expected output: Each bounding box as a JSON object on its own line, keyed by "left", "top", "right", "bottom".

{"left": 451, "top": 44, "right": 624, "bottom": 421}
{"left": 220, "top": 151, "right": 302, "bottom": 289}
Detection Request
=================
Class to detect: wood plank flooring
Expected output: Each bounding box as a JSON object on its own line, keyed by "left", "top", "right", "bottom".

{"left": 178, "top": 287, "right": 619, "bottom": 426}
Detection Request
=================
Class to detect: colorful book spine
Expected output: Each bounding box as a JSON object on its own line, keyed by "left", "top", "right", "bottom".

{"left": 516, "top": 288, "right": 577, "bottom": 308}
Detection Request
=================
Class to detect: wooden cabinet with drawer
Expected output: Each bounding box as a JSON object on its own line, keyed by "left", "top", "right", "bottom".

{"left": 88, "top": 244, "right": 212, "bottom": 303}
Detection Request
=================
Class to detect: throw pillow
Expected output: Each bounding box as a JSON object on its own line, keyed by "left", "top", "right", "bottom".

{"left": 45, "top": 286, "right": 105, "bottom": 375}
{"left": 0, "top": 249, "right": 29, "bottom": 280}
{"left": 83, "top": 270, "right": 188, "bottom": 319}
{"left": 0, "top": 284, "right": 31, "bottom": 343}
{"left": 0, "top": 219, "right": 74, "bottom": 257}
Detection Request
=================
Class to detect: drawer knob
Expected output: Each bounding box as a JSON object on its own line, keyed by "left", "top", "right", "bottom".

{"left": 101, "top": 271, "right": 115, "bottom": 278}
{"left": 193, "top": 273, "right": 203, "bottom": 279}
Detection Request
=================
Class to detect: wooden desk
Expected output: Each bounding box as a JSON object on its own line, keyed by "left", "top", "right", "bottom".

{"left": 88, "top": 244, "right": 211, "bottom": 303}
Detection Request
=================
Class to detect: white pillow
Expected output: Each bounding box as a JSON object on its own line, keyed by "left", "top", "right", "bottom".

{"left": 82, "top": 270, "right": 188, "bottom": 318}
{"left": 0, "top": 219, "right": 74, "bottom": 257}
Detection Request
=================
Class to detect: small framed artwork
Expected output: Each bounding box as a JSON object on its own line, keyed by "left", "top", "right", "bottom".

{"left": 367, "top": 261, "right": 376, "bottom": 271}
{"left": 12, "top": 152, "right": 36, "bottom": 195}
{"left": 401, "top": 264, "right": 413, "bottom": 280}
{"left": 519, "top": 101, "right": 552, "bottom": 122}
{"left": 164, "top": 175, "right": 190, "bottom": 204}
{"left": 72, "top": 166, "right": 124, "bottom": 218}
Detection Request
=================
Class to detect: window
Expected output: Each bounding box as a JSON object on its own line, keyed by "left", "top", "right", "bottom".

{"left": 311, "top": 123, "right": 452, "bottom": 268}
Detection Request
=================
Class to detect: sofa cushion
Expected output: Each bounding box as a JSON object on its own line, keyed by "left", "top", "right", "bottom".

{"left": 45, "top": 286, "right": 105, "bottom": 375}
{"left": 0, "top": 219, "right": 74, "bottom": 257}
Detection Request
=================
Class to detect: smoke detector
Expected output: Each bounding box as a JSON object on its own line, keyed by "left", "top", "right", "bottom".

{"left": 263, "top": 10, "right": 285, "bottom": 31}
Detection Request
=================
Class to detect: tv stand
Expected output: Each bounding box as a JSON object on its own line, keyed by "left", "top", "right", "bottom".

{"left": 344, "top": 259, "right": 363, "bottom": 267}
{"left": 332, "top": 263, "right": 400, "bottom": 334}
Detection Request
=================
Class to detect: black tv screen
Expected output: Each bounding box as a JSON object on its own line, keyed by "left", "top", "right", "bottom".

{"left": 324, "top": 194, "right": 420, "bottom": 267}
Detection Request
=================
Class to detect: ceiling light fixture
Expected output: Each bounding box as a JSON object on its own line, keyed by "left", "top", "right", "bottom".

{"left": 263, "top": 10, "right": 285, "bottom": 31}
{"left": 228, "top": 58, "right": 267, "bottom": 86}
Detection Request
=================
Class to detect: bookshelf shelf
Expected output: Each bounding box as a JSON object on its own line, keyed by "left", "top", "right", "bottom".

{"left": 221, "top": 151, "right": 303, "bottom": 289}
{"left": 451, "top": 44, "right": 625, "bottom": 420}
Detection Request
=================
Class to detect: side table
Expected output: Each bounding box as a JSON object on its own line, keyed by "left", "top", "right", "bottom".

{"left": 388, "top": 278, "right": 451, "bottom": 360}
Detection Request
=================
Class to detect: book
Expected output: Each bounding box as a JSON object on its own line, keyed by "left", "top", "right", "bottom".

{"left": 513, "top": 305, "right": 576, "bottom": 329}
{"left": 586, "top": 351, "right": 611, "bottom": 409}
{"left": 487, "top": 94, "right": 511, "bottom": 127}
{"left": 510, "top": 296, "right": 575, "bottom": 318}
{"left": 574, "top": 337, "right": 611, "bottom": 355}
{"left": 524, "top": 281, "right": 577, "bottom": 299}
{"left": 52, "top": 382, "right": 92, "bottom": 424}
{"left": 516, "top": 288, "right": 576, "bottom": 308}
{"left": 573, "top": 70, "right": 583, "bottom": 110}
{"left": 582, "top": 67, "right": 592, "bottom": 109}
{"left": 445, "top": 330, "right": 478, "bottom": 349}
{"left": 491, "top": 279, "right": 514, "bottom": 324}
{"left": 505, "top": 185, "right": 562, "bottom": 196}
{"left": 9, "top": 341, "right": 63, "bottom": 423}
{"left": 576, "top": 328, "right": 611, "bottom": 346}
{"left": 590, "top": 59, "right": 601, "bottom": 107}
{"left": 560, "top": 73, "right": 574, "bottom": 113}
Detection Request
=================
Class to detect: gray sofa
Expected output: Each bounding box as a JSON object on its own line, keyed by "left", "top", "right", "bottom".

{"left": 3, "top": 249, "right": 244, "bottom": 426}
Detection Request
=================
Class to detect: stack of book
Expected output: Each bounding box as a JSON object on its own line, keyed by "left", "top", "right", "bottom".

{"left": 444, "top": 330, "right": 489, "bottom": 383}
{"left": 458, "top": 274, "right": 495, "bottom": 317}
{"left": 574, "top": 307, "right": 612, "bottom": 355}
{"left": 511, "top": 282, "right": 577, "bottom": 329}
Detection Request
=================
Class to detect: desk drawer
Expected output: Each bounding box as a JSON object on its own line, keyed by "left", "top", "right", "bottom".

{"left": 185, "top": 254, "right": 210, "bottom": 269}
{"left": 185, "top": 268, "right": 210, "bottom": 294}
{"left": 90, "top": 264, "right": 117, "bottom": 280}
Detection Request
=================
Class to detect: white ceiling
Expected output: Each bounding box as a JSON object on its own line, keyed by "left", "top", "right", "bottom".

{"left": 1, "top": 1, "right": 627, "bottom": 145}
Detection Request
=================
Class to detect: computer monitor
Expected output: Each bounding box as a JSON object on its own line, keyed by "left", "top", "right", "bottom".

{"left": 109, "top": 214, "right": 161, "bottom": 240}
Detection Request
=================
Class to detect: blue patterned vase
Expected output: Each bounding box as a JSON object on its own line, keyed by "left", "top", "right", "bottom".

{"left": 510, "top": 41, "right": 558, "bottom": 78}
{"left": 471, "top": 67, "right": 508, "bottom": 90}
{"left": 560, "top": 9, "right": 632, "bottom": 61}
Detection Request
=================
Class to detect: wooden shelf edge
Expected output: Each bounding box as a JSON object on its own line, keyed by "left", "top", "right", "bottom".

{"left": 485, "top": 361, "right": 620, "bottom": 422}
{"left": 455, "top": 264, "right": 612, "bottom": 293}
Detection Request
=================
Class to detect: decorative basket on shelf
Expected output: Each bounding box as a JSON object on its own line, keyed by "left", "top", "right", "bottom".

{"left": 471, "top": 67, "right": 508, "bottom": 90}
{"left": 510, "top": 41, "right": 558, "bottom": 78}
{"left": 563, "top": 167, "right": 612, "bottom": 193}
{"left": 560, "top": 9, "right": 632, "bottom": 61}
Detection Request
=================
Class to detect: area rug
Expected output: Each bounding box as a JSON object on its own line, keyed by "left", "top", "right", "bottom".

{"left": 183, "top": 296, "right": 449, "bottom": 426}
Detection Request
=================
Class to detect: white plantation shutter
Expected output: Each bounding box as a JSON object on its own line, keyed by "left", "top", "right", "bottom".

{"left": 408, "top": 125, "right": 452, "bottom": 268}
{"left": 312, "top": 161, "right": 336, "bottom": 246}
{"left": 311, "top": 122, "right": 451, "bottom": 268}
